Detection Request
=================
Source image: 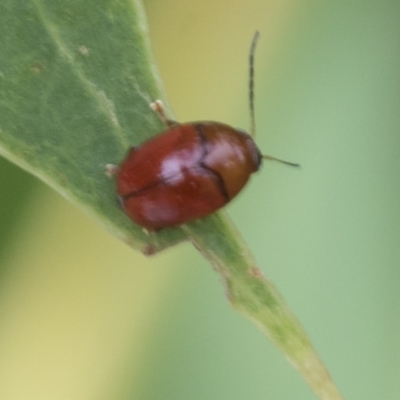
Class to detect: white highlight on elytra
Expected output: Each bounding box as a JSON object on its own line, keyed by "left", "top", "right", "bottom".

{"left": 159, "top": 150, "right": 195, "bottom": 184}
{"left": 206, "top": 139, "right": 246, "bottom": 167}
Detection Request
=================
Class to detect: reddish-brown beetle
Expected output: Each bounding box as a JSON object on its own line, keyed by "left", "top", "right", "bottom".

{"left": 115, "top": 32, "right": 298, "bottom": 231}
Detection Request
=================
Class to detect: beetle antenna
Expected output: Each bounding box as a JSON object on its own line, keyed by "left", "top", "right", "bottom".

{"left": 249, "top": 30, "right": 260, "bottom": 138}
{"left": 262, "top": 154, "right": 300, "bottom": 168}
{"left": 249, "top": 31, "right": 300, "bottom": 168}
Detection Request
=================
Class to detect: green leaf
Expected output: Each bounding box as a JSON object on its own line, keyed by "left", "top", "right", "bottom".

{"left": 0, "top": 0, "right": 186, "bottom": 253}
{"left": 0, "top": 1, "right": 344, "bottom": 399}
{"left": 184, "top": 214, "right": 344, "bottom": 400}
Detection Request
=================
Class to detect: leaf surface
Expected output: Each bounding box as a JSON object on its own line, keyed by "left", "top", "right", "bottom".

{"left": 0, "top": 0, "right": 185, "bottom": 253}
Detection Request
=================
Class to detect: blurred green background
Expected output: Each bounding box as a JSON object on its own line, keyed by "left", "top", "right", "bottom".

{"left": 1, "top": 0, "right": 400, "bottom": 399}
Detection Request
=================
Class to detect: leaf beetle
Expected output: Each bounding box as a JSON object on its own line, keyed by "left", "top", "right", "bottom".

{"left": 114, "top": 32, "right": 299, "bottom": 231}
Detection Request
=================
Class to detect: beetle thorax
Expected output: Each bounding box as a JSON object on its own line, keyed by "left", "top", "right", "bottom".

{"left": 197, "top": 122, "right": 261, "bottom": 200}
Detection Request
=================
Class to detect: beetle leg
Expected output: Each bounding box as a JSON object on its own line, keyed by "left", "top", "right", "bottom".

{"left": 116, "top": 196, "right": 124, "bottom": 210}
{"left": 142, "top": 227, "right": 152, "bottom": 236}
{"left": 150, "top": 100, "right": 178, "bottom": 127}
{"left": 105, "top": 163, "right": 119, "bottom": 177}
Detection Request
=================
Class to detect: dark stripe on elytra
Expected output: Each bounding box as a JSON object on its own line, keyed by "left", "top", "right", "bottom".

{"left": 121, "top": 178, "right": 166, "bottom": 201}
{"left": 194, "top": 124, "right": 230, "bottom": 202}
{"left": 121, "top": 125, "right": 230, "bottom": 203}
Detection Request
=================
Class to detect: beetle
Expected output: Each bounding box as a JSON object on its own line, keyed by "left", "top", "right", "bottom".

{"left": 115, "top": 32, "right": 298, "bottom": 231}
